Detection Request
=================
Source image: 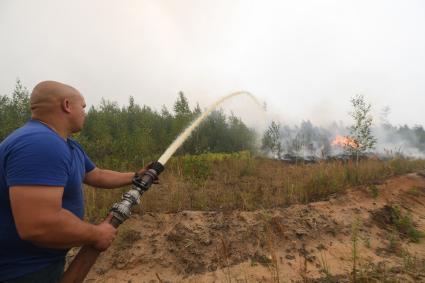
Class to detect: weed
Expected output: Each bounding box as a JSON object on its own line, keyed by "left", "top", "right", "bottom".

{"left": 389, "top": 205, "right": 425, "bottom": 243}
{"left": 351, "top": 218, "right": 361, "bottom": 282}
{"left": 401, "top": 249, "right": 418, "bottom": 273}
{"left": 114, "top": 226, "right": 141, "bottom": 250}
{"left": 407, "top": 186, "right": 421, "bottom": 197}
{"left": 239, "top": 159, "right": 256, "bottom": 177}
{"left": 318, "top": 251, "right": 333, "bottom": 281}
{"left": 387, "top": 233, "right": 401, "bottom": 255}
{"left": 400, "top": 248, "right": 425, "bottom": 278}
{"left": 368, "top": 185, "right": 379, "bottom": 199}
{"left": 362, "top": 235, "right": 371, "bottom": 249}
{"left": 181, "top": 155, "right": 211, "bottom": 184}
{"left": 251, "top": 254, "right": 272, "bottom": 266}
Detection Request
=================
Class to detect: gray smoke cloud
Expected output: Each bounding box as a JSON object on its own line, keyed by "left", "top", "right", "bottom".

{"left": 262, "top": 119, "right": 425, "bottom": 160}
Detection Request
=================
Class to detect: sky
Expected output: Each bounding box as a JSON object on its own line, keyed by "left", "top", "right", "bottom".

{"left": 0, "top": 0, "right": 424, "bottom": 129}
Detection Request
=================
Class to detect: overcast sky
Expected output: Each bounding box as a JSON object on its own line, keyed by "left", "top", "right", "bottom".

{"left": 0, "top": 0, "right": 424, "bottom": 129}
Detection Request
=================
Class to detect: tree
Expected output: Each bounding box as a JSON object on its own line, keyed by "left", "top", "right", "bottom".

{"left": 0, "top": 79, "right": 30, "bottom": 140}
{"left": 319, "top": 134, "right": 332, "bottom": 158}
{"left": 262, "top": 121, "right": 283, "bottom": 159}
{"left": 299, "top": 120, "right": 315, "bottom": 156}
{"left": 348, "top": 94, "right": 377, "bottom": 160}
{"left": 1, "top": 80, "right": 259, "bottom": 166}
{"left": 413, "top": 125, "right": 425, "bottom": 152}
{"left": 193, "top": 103, "right": 202, "bottom": 116}
{"left": 173, "top": 91, "right": 191, "bottom": 116}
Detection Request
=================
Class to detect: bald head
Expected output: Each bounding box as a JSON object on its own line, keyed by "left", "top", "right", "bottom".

{"left": 30, "top": 81, "right": 87, "bottom": 137}
{"left": 30, "top": 81, "right": 81, "bottom": 116}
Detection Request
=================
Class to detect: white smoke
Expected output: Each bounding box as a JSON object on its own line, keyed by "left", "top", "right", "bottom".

{"left": 263, "top": 119, "right": 425, "bottom": 160}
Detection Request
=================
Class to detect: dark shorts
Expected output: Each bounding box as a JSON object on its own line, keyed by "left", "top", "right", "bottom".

{"left": 2, "top": 259, "right": 65, "bottom": 283}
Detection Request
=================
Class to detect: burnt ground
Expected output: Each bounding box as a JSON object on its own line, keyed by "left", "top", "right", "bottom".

{"left": 67, "top": 171, "right": 425, "bottom": 282}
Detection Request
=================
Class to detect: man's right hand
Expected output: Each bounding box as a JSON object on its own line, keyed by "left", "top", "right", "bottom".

{"left": 92, "top": 214, "right": 117, "bottom": 251}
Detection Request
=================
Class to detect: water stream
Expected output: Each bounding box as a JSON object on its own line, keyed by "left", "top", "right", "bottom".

{"left": 158, "top": 91, "right": 262, "bottom": 165}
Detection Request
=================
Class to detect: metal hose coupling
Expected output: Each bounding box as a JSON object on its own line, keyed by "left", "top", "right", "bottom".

{"left": 110, "top": 161, "right": 164, "bottom": 225}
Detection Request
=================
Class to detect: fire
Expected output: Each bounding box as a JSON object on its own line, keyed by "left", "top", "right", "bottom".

{"left": 332, "top": 135, "right": 359, "bottom": 149}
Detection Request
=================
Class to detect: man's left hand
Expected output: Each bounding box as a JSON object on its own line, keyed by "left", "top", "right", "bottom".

{"left": 136, "top": 162, "right": 159, "bottom": 184}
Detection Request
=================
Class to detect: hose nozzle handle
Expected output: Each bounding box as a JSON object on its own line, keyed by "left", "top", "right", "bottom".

{"left": 132, "top": 161, "right": 164, "bottom": 192}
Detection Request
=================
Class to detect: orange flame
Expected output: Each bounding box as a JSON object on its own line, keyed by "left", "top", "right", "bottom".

{"left": 332, "top": 135, "right": 359, "bottom": 149}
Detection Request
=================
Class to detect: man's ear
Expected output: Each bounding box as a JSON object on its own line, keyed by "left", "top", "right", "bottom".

{"left": 62, "top": 98, "right": 72, "bottom": 113}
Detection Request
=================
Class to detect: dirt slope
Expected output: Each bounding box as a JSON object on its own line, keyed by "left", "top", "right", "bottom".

{"left": 73, "top": 171, "right": 425, "bottom": 282}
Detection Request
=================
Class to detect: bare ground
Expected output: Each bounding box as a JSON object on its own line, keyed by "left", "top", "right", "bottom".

{"left": 71, "top": 171, "right": 425, "bottom": 282}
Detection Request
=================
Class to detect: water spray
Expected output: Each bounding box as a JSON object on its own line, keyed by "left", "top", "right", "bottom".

{"left": 158, "top": 91, "right": 261, "bottom": 165}
{"left": 60, "top": 91, "right": 261, "bottom": 283}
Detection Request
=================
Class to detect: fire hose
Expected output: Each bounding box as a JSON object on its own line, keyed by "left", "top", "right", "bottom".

{"left": 60, "top": 91, "right": 260, "bottom": 283}
{"left": 60, "top": 162, "right": 164, "bottom": 283}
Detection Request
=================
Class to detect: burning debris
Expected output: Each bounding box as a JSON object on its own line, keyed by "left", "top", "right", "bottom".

{"left": 280, "top": 154, "right": 318, "bottom": 164}
{"left": 278, "top": 135, "right": 367, "bottom": 164}
{"left": 331, "top": 135, "right": 360, "bottom": 149}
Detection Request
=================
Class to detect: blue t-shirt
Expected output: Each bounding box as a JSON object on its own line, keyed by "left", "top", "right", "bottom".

{"left": 0, "top": 120, "right": 95, "bottom": 280}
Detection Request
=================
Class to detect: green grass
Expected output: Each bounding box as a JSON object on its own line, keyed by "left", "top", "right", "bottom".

{"left": 83, "top": 154, "right": 425, "bottom": 222}
{"left": 367, "top": 185, "right": 379, "bottom": 199}
{"left": 389, "top": 205, "right": 425, "bottom": 243}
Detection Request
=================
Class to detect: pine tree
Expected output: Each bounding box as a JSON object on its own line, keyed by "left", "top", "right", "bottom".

{"left": 0, "top": 79, "right": 30, "bottom": 140}
{"left": 173, "top": 91, "right": 191, "bottom": 116}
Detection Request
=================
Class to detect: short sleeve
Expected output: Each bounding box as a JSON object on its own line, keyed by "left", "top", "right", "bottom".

{"left": 84, "top": 152, "right": 95, "bottom": 173}
{"left": 6, "top": 135, "right": 70, "bottom": 187}
{"left": 68, "top": 139, "right": 96, "bottom": 173}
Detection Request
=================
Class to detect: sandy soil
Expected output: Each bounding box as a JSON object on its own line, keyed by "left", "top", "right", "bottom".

{"left": 69, "top": 171, "right": 425, "bottom": 282}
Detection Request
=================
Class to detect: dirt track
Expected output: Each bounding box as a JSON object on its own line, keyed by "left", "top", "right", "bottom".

{"left": 73, "top": 172, "right": 425, "bottom": 282}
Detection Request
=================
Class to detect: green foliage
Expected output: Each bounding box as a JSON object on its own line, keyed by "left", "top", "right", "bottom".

{"left": 176, "top": 151, "right": 251, "bottom": 162}
{"left": 181, "top": 155, "right": 211, "bottom": 183}
{"left": 185, "top": 109, "right": 257, "bottom": 155}
{"left": 239, "top": 158, "right": 256, "bottom": 177}
{"left": 348, "top": 94, "right": 377, "bottom": 155}
{"left": 261, "top": 121, "right": 282, "bottom": 158}
{"left": 0, "top": 79, "right": 31, "bottom": 141}
{"left": 368, "top": 185, "right": 379, "bottom": 198}
{"left": 344, "top": 166, "right": 360, "bottom": 185}
{"left": 389, "top": 205, "right": 424, "bottom": 243}
{"left": 173, "top": 151, "right": 252, "bottom": 183}
{"left": 173, "top": 91, "right": 191, "bottom": 116}
{"left": 0, "top": 81, "right": 257, "bottom": 169}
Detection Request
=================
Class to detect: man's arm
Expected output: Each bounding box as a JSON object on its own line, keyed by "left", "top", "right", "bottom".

{"left": 9, "top": 186, "right": 116, "bottom": 250}
{"left": 84, "top": 168, "right": 133, "bottom": 189}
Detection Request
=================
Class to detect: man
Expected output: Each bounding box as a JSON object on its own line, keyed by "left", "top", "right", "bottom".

{"left": 0, "top": 81, "right": 151, "bottom": 282}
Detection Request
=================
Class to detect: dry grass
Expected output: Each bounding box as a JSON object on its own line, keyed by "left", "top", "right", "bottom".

{"left": 84, "top": 154, "right": 425, "bottom": 222}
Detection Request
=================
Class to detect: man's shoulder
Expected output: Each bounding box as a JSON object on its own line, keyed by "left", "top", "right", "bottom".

{"left": 2, "top": 122, "right": 72, "bottom": 188}
{"left": 67, "top": 138, "right": 85, "bottom": 152}
{"left": 1, "top": 122, "right": 68, "bottom": 154}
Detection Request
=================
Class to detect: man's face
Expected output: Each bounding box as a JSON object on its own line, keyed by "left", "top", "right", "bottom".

{"left": 69, "top": 94, "right": 86, "bottom": 133}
